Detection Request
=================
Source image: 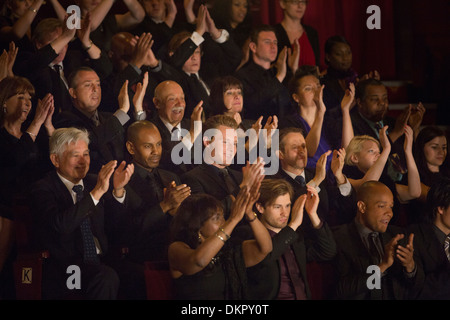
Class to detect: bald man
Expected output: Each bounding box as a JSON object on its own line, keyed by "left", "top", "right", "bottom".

{"left": 149, "top": 80, "right": 202, "bottom": 175}
{"left": 332, "top": 181, "right": 424, "bottom": 300}
{"left": 108, "top": 120, "right": 190, "bottom": 299}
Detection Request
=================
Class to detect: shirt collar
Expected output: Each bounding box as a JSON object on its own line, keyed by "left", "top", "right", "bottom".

{"left": 56, "top": 172, "right": 84, "bottom": 203}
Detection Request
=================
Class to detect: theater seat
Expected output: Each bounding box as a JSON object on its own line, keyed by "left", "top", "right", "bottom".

{"left": 12, "top": 201, "right": 49, "bottom": 300}
{"left": 144, "top": 261, "right": 174, "bottom": 300}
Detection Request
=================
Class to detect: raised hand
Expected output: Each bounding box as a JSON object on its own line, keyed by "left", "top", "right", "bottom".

{"left": 229, "top": 186, "right": 251, "bottom": 224}
{"left": 113, "top": 161, "right": 134, "bottom": 197}
{"left": 396, "top": 233, "right": 415, "bottom": 273}
{"left": 287, "top": 38, "right": 300, "bottom": 74}
{"left": 240, "top": 157, "right": 265, "bottom": 191}
{"left": 331, "top": 148, "right": 346, "bottom": 184}
{"left": 379, "top": 125, "right": 391, "bottom": 152}
{"left": 288, "top": 194, "right": 307, "bottom": 231}
{"left": 403, "top": 125, "right": 414, "bottom": 153}
{"left": 161, "top": 181, "right": 191, "bottom": 216}
{"left": 275, "top": 46, "right": 288, "bottom": 83}
{"left": 118, "top": 80, "right": 130, "bottom": 114}
{"left": 341, "top": 82, "right": 355, "bottom": 112}
{"left": 408, "top": 102, "right": 425, "bottom": 135}
{"left": 92, "top": 160, "right": 118, "bottom": 200}
{"left": 133, "top": 72, "right": 149, "bottom": 114}
{"left": 195, "top": 4, "right": 207, "bottom": 36}
{"left": 304, "top": 185, "right": 320, "bottom": 216}
{"left": 312, "top": 150, "right": 332, "bottom": 186}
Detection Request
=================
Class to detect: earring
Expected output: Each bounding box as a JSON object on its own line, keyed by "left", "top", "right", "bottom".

{"left": 198, "top": 232, "right": 202, "bottom": 243}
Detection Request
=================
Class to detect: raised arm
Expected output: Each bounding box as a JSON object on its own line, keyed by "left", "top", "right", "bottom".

{"left": 48, "top": 0, "right": 67, "bottom": 21}
{"left": 305, "top": 84, "right": 326, "bottom": 157}
{"left": 396, "top": 125, "right": 421, "bottom": 202}
{"left": 340, "top": 83, "right": 355, "bottom": 149}
{"left": 115, "top": 0, "right": 146, "bottom": 30}
{"left": 0, "top": 0, "right": 45, "bottom": 41}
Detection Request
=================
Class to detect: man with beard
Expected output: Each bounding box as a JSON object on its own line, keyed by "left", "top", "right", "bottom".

{"left": 332, "top": 181, "right": 424, "bottom": 299}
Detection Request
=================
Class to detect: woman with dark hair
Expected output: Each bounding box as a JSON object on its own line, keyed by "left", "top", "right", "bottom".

{"left": 0, "top": 76, "right": 54, "bottom": 299}
{"left": 168, "top": 181, "right": 272, "bottom": 300}
{"left": 408, "top": 126, "right": 449, "bottom": 224}
{"left": 321, "top": 35, "right": 379, "bottom": 115}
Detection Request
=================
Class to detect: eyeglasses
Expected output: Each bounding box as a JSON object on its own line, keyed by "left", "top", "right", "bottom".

{"left": 286, "top": 0, "right": 308, "bottom": 5}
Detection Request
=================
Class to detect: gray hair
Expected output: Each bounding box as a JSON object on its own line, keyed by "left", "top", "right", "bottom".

{"left": 49, "top": 127, "right": 90, "bottom": 157}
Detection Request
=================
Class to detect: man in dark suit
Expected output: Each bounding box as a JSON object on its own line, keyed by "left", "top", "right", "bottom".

{"left": 108, "top": 120, "right": 190, "bottom": 299}
{"left": 181, "top": 114, "right": 265, "bottom": 217}
{"left": 240, "top": 179, "right": 336, "bottom": 300}
{"left": 14, "top": 17, "right": 112, "bottom": 115}
{"left": 271, "top": 127, "right": 356, "bottom": 225}
{"left": 352, "top": 78, "right": 425, "bottom": 182}
{"left": 332, "top": 181, "right": 424, "bottom": 300}
{"left": 30, "top": 127, "right": 134, "bottom": 300}
{"left": 408, "top": 177, "right": 450, "bottom": 299}
{"left": 150, "top": 80, "right": 203, "bottom": 176}
{"left": 54, "top": 67, "right": 131, "bottom": 174}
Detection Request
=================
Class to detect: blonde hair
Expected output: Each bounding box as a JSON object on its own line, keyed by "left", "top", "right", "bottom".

{"left": 345, "top": 135, "right": 380, "bottom": 166}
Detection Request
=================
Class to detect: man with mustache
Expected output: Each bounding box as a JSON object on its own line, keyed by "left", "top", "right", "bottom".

{"left": 108, "top": 120, "right": 190, "bottom": 299}
{"left": 332, "top": 181, "right": 424, "bottom": 300}
{"left": 54, "top": 67, "right": 132, "bottom": 174}
{"left": 149, "top": 80, "right": 202, "bottom": 176}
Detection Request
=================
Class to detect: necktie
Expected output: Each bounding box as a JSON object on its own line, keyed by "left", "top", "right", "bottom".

{"left": 72, "top": 185, "right": 99, "bottom": 265}
{"left": 172, "top": 126, "right": 181, "bottom": 141}
{"left": 444, "top": 234, "right": 450, "bottom": 263}
{"left": 91, "top": 112, "right": 100, "bottom": 127}
{"left": 53, "top": 64, "right": 69, "bottom": 90}
{"left": 220, "top": 168, "right": 236, "bottom": 194}
{"left": 295, "top": 175, "right": 306, "bottom": 187}
{"left": 368, "top": 232, "right": 382, "bottom": 265}
{"left": 147, "top": 172, "right": 164, "bottom": 203}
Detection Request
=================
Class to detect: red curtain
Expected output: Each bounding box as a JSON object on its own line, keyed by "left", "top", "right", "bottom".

{"left": 251, "top": 0, "right": 396, "bottom": 79}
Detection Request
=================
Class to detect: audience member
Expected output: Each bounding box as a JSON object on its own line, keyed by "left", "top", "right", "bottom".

{"left": 332, "top": 181, "right": 424, "bottom": 300}
{"left": 321, "top": 35, "right": 380, "bottom": 113}
{"left": 164, "top": 5, "right": 242, "bottom": 118}
{"left": 107, "top": 120, "right": 190, "bottom": 299}
{"left": 408, "top": 177, "right": 450, "bottom": 299}
{"left": 208, "top": 75, "right": 278, "bottom": 169}
{"left": 234, "top": 24, "right": 293, "bottom": 121}
{"left": 272, "top": 127, "right": 355, "bottom": 225}
{"left": 149, "top": 80, "right": 202, "bottom": 176}
{"left": 30, "top": 127, "right": 135, "bottom": 299}
{"left": 181, "top": 114, "right": 265, "bottom": 217}
{"left": 168, "top": 181, "right": 272, "bottom": 300}
{"left": 279, "top": 65, "right": 355, "bottom": 175}
{"left": 274, "top": 0, "right": 320, "bottom": 80}
{"left": 0, "top": 0, "right": 44, "bottom": 52}
{"left": 0, "top": 76, "right": 55, "bottom": 213}
{"left": 237, "top": 179, "right": 336, "bottom": 300}
{"left": 353, "top": 78, "right": 425, "bottom": 183}
{"left": 344, "top": 126, "right": 421, "bottom": 225}
{"left": 14, "top": 16, "right": 112, "bottom": 114}
{"left": 54, "top": 67, "right": 133, "bottom": 173}
{"left": 132, "top": 0, "right": 183, "bottom": 56}
{"left": 209, "top": 0, "right": 253, "bottom": 68}
{"left": 51, "top": 0, "right": 145, "bottom": 53}
{"left": 408, "top": 126, "right": 449, "bottom": 224}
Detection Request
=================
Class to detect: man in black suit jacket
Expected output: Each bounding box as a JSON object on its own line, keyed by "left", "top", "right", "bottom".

{"left": 352, "top": 78, "right": 425, "bottom": 182}
{"left": 14, "top": 18, "right": 112, "bottom": 115}
{"left": 181, "top": 114, "right": 264, "bottom": 217}
{"left": 30, "top": 127, "right": 134, "bottom": 300}
{"left": 271, "top": 127, "right": 356, "bottom": 225}
{"left": 54, "top": 67, "right": 131, "bottom": 174}
{"left": 236, "top": 179, "right": 336, "bottom": 300}
{"left": 407, "top": 177, "right": 450, "bottom": 299}
{"left": 107, "top": 120, "right": 190, "bottom": 299}
{"left": 150, "top": 80, "right": 203, "bottom": 176}
{"left": 332, "top": 181, "right": 424, "bottom": 300}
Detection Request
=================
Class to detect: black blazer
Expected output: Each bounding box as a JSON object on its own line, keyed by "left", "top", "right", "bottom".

{"left": 149, "top": 114, "right": 194, "bottom": 176}
{"left": 116, "top": 166, "right": 182, "bottom": 263}
{"left": 181, "top": 163, "right": 243, "bottom": 217}
{"left": 240, "top": 223, "right": 336, "bottom": 300}
{"left": 332, "top": 221, "right": 424, "bottom": 300}
{"left": 54, "top": 107, "right": 127, "bottom": 174}
{"left": 407, "top": 223, "right": 450, "bottom": 299}
{"left": 30, "top": 171, "right": 114, "bottom": 266}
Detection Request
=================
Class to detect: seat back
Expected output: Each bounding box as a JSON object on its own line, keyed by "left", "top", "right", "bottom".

{"left": 144, "top": 261, "right": 174, "bottom": 300}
